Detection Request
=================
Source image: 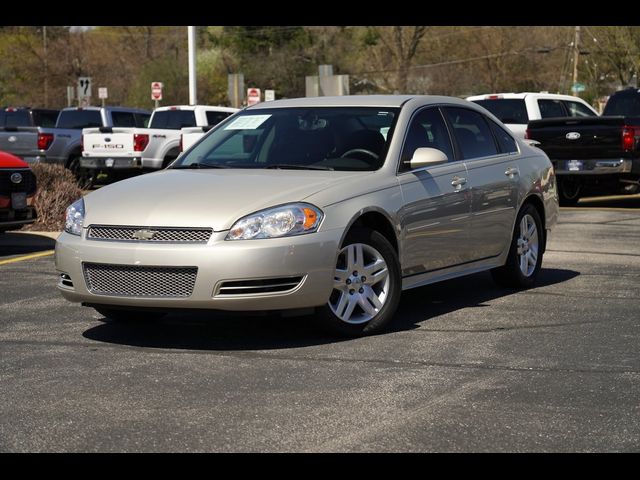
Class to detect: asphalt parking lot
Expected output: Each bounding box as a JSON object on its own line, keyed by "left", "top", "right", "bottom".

{"left": 1, "top": 197, "right": 639, "bottom": 452}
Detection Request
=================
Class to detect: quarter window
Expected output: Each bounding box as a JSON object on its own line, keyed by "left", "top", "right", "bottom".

{"left": 444, "top": 107, "right": 499, "bottom": 159}
{"left": 488, "top": 119, "right": 518, "bottom": 154}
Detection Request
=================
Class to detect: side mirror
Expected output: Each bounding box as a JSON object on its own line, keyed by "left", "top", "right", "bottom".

{"left": 406, "top": 147, "right": 448, "bottom": 169}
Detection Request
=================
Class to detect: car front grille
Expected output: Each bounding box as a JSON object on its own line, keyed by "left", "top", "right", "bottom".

{"left": 87, "top": 225, "right": 212, "bottom": 243}
{"left": 0, "top": 169, "right": 37, "bottom": 197}
{"left": 83, "top": 263, "right": 197, "bottom": 298}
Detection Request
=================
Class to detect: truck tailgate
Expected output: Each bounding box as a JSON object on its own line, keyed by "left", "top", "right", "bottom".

{"left": 0, "top": 128, "right": 39, "bottom": 158}
{"left": 527, "top": 116, "right": 627, "bottom": 160}
{"left": 83, "top": 129, "right": 136, "bottom": 156}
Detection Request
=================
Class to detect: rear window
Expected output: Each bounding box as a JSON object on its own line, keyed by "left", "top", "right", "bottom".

{"left": 56, "top": 110, "right": 102, "bottom": 129}
{"left": 603, "top": 91, "right": 640, "bottom": 116}
{"left": 472, "top": 99, "right": 529, "bottom": 125}
{"left": 0, "top": 110, "right": 31, "bottom": 127}
{"left": 150, "top": 110, "right": 197, "bottom": 129}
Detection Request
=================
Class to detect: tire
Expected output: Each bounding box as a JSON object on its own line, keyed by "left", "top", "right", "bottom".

{"left": 94, "top": 307, "right": 166, "bottom": 323}
{"left": 558, "top": 178, "right": 581, "bottom": 206}
{"left": 491, "top": 203, "right": 544, "bottom": 289}
{"left": 67, "top": 155, "right": 94, "bottom": 188}
{"left": 315, "top": 228, "right": 401, "bottom": 337}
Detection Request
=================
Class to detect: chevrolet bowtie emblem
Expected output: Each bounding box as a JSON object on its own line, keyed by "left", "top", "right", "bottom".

{"left": 131, "top": 229, "right": 156, "bottom": 240}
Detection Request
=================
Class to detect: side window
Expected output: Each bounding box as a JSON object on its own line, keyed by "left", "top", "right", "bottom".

{"left": 400, "top": 107, "right": 454, "bottom": 171}
{"left": 538, "top": 99, "right": 567, "bottom": 118}
{"left": 488, "top": 119, "right": 518, "bottom": 154}
{"left": 135, "top": 113, "right": 151, "bottom": 128}
{"left": 111, "top": 111, "right": 136, "bottom": 127}
{"left": 563, "top": 101, "right": 597, "bottom": 118}
{"left": 206, "top": 111, "right": 233, "bottom": 126}
{"left": 443, "top": 107, "right": 499, "bottom": 160}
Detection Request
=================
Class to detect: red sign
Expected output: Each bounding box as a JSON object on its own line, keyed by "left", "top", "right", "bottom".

{"left": 247, "top": 88, "right": 261, "bottom": 106}
{"left": 151, "top": 82, "right": 163, "bottom": 101}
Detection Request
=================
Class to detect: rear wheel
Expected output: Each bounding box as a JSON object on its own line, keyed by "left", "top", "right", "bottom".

{"left": 491, "top": 203, "right": 543, "bottom": 289}
{"left": 558, "top": 178, "right": 581, "bottom": 206}
{"left": 316, "top": 228, "right": 401, "bottom": 337}
{"left": 67, "top": 155, "right": 94, "bottom": 188}
{"left": 94, "top": 307, "right": 167, "bottom": 323}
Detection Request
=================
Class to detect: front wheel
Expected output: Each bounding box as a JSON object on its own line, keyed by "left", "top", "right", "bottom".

{"left": 491, "top": 203, "right": 544, "bottom": 289}
{"left": 316, "top": 228, "right": 401, "bottom": 337}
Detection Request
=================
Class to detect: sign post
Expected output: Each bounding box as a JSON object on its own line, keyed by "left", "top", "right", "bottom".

{"left": 77, "top": 77, "right": 92, "bottom": 106}
{"left": 98, "top": 87, "right": 108, "bottom": 107}
{"left": 151, "top": 81, "right": 163, "bottom": 109}
{"left": 247, "top": 88, "right": 261, "bottom": 106}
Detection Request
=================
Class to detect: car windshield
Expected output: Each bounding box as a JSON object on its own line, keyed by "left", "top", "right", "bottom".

{"left": 173, "top": 107, "right": 399, "bottom": 171}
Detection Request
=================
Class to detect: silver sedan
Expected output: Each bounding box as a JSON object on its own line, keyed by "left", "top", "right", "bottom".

{"left": 56, "top": 95, "right": 558, "bottom": 336}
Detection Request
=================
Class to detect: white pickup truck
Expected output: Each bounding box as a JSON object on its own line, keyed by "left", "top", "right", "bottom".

{"left": 180, "top": 107, "right": 239, "bottom": 152}
{"left": 466, "top": 92, "right": 599, "bottom": 138}
{"left": 81, "top": 105, "right": 238, "bottom": 180}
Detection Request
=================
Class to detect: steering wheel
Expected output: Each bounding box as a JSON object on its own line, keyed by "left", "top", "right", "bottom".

{"left": 340, "top": 148, "right": 379, "bottom": 160}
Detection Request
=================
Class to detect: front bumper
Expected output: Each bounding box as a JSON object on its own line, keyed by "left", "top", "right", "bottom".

{"left": 55, "top": 228, "right": 341, "bottom": 311}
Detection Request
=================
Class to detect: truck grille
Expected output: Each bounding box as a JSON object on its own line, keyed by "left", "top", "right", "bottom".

{"left": 87, "top": 225, "right": 212, "bottom": 243}
{"left": 83, "top": 263, "right": 197, "bottom": 298}
{"left": 0, "top": 169, "right": 37, "bottom": 197}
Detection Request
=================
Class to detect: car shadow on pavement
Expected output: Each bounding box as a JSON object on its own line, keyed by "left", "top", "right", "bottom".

{"left": 0, "top": 232, "right": 57, "bottom": 257}
{"left": 82, "top": 267, "right": 579, "bottom": 351}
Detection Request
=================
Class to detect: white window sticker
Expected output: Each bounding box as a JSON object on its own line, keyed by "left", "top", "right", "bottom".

{"left": 224, "top": 114, "right": 271, "bottom": 130}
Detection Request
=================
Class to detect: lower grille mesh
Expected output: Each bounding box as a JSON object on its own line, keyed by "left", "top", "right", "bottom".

{"left": 83, "top": 263, "right": 197, "bottom": 297}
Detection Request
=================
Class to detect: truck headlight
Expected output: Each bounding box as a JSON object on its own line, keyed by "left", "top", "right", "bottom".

{"left": 226, "top": 203, "right": 323, "bottom": 240}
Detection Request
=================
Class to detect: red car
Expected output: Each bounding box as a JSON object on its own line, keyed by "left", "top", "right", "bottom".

{"left": 0, "top": 151, "right": 37, "bottom": 233}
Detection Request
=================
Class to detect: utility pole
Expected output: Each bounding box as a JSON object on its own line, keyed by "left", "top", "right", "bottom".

{"left": 188, "top": 26, "right": 197, "bottom": 105}
{"left": 572, "top": 26, "right": 581, "bottom": 96}
{"left": 43, "top": 26, "right": 48, "bottom": 107}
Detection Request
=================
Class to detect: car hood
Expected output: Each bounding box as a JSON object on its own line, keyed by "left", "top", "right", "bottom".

{"left": 83, "top": 169, "right": 371, "bottom": 231}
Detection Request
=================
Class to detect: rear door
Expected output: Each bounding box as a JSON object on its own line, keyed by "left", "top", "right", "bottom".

{"left": 443, "top": 106, "right": 518, "bottom": 261}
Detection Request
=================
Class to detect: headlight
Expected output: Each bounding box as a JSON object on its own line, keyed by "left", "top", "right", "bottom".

{"left": 64, "top": 198, "right": 85, "bottom": 236}
{"left": 226, "top": 203, "right": 323, "bottom": 240}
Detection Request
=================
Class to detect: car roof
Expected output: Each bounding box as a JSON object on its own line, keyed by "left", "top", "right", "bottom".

{"left": 467, "top": 92, "right": 586, "bottom": 102}
{"left": 246, "top": 95, "right": 472, "bottom": 109}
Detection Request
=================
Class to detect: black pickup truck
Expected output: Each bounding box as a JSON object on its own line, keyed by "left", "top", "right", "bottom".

{"left": 526, "top": 88, "right": 640, "bottom": 205}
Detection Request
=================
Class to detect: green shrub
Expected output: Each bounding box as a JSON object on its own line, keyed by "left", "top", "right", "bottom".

{"left": 26, "top": 164, "right": 83, "bottom": 232}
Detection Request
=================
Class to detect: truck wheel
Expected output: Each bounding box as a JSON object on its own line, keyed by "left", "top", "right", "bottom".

{"left": 67, "top": 155, "right": 94, "bottom": 189}
{"left": 558, "top": 178, "right": 581, "bottom": 206}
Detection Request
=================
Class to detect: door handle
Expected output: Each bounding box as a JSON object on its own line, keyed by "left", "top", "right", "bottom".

{"left": 505, "top": 167, "right": 519, "bottom": 177}
{"left": 451, "top": 176, "right": 467, "bottom": 188}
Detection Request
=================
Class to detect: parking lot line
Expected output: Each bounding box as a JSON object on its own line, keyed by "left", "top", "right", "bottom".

{"left": 0, "top": 250, "right": 55, "bottom": 266}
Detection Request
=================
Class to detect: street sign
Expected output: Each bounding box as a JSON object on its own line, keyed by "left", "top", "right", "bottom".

{"left": 77, "top": 77, "right": 92, "bottom": 100}
{"left": 572, "top": 82, "right": 586, "bottom": 93}
{"left": 98, "top": 87, "right": 108, "bottom": 99}
{"left": 247, "top": 88, "right": 261, "bottom": 106}
{"left": 151, "top": 82, "right": 163, "bottom": 101}
{"left": 264, "top": 89, "right": 275, "bottom": 102}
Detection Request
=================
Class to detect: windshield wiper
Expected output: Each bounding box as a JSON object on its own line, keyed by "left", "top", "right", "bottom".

{"left": 264, "top": 163, "right": 334, "bottom": 171}
{"left": 172, "top": 162, "right": 229, "bottom": 169}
